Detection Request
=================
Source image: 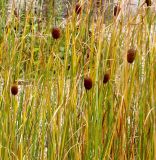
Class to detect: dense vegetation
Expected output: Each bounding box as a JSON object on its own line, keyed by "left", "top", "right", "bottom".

{"left": 0, "top": 1, "right": 156, "bottom": 159}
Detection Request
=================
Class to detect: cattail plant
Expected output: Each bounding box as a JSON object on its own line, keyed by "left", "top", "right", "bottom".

{"left": 52, "top": 27, "right": 61, "bottom": 39}
{"left": 84, "top": 77, "right": 92, "bottom": 90}
{"left": 103, "top": 73, "right": 110, "bottom": 84}
{"left": 1, "top": 0, "right": 155, "bottom": 159}
{"left": 11, "top": 84, "right": 18, "bottom": 95}
{"left": 75, "top": 3, "right": 82, "bottom": 15}
{"left": 127, "top": 48, "right": 136, "bottom": 63}
{"left": 114, "top": 5, "right": 121, "bottom": 17}
{"left": 145, "top": 0, "right": 152, "bottom": 6}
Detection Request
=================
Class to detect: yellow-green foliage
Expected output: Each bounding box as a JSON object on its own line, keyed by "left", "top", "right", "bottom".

{"left": 0, "top": 1, "right": 156, "bottom": 159}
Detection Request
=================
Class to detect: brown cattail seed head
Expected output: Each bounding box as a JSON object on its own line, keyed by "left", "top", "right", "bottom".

{"left": 96, "top": 0, "right": 101, "bottom": 8}
{"left": 114, "top": 5, "right": 121, "bottom": 17}
{"left": 127, "top": 48, "right": 136, "bottom": 63}
{"left": 145, "top": 0, "right": 152, "bottom": 6}
{"left": 86, "top": 48, "right": 91, "bottom": 59}
{"left": 75, "top": 3, "right": 82, "bottom": 15}
{"left": 11, "top": 84, "right": 18, "bottom": 95}
{"left": 89, "top": 30, "right": 92, "bottom": 37}
{"left": 103, "top": 73, "right": 110, "bottom": 84}
{"left": 84, "top": 77, "right": 92, "bottom": 90}
{"left": 14, "top": 9, "right": 18, "bottom": 17}
{"left": 52, "top": 27, "right": 61, "bottom": 39}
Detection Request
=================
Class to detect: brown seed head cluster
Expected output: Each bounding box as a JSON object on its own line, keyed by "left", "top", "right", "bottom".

{"left": 75, "top": 3, "right": 82, "bottom": 15}
{"left": 96, "top": 0, "right": 101, "bottom": 8}
{"left": 14, "top": 9, "right": 18, "bottom": 18}
{"left": 84, "top": 77, "right": 92, "bottom": 90}
{"left": 11, "top": 84, "right": 18, "bottom": 96}
{"left": 145, "top": 0, "right": 152, "bottom": 6}
{"left": 114, "top": 5, "right": 121, "bottom": 17}
{"left": 127, "top": 48, "right": 136, "bottom": 63}
{"left": 103, "top": 73, "right": 110, "bottom": 84}
{"left": 52, "top": 27, "right": 61, "bottom": 39}
{"left": 89, "top": 30, "right": 92, "bottom": 37}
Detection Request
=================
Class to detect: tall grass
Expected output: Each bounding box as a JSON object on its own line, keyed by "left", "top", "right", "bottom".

{"left": 0, "top": 1, "right": 156, "bottom": 159}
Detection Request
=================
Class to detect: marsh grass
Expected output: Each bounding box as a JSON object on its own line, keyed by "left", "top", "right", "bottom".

{"left": 0, "top": 1, "right": 156, "bottom": 159}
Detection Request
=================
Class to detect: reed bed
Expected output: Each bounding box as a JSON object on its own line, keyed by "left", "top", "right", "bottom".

{"left": 0, "top": 1, "right": 156, "bottom": 159}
